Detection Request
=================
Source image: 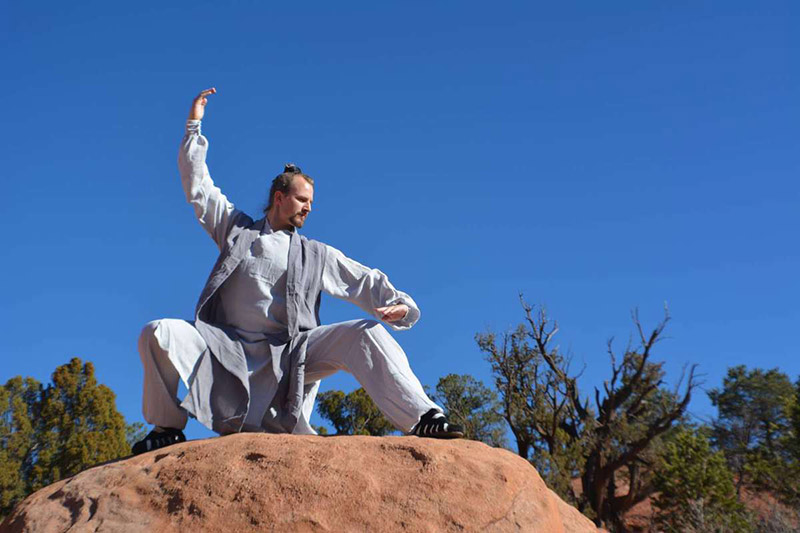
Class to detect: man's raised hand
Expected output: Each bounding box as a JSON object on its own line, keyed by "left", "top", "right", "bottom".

{"left": 376, "top": 304, "right": 409, "bottom": 323}
{"left": 188, "top": 87, "right": 217, "bottom": 121}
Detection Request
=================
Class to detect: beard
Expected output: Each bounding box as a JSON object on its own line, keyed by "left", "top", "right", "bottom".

{"left": 289, "top": 213, "right": 307, "bottom": 228}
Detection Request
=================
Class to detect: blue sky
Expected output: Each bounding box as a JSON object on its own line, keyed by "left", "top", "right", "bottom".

{"left": 3, "top": 2, "right": 798, "bottom": 441}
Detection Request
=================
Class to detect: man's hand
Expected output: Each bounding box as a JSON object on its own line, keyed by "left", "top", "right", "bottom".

{"left": 188, "top": 87, "right": 216, "bottom": 121}
{"left": 375, "top": 304, "right": 409, "bottom": 323}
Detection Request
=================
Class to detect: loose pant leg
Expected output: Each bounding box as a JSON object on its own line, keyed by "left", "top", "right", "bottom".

{"left": 138, "top": 319, "right": 207, "bottom": 430}
{"left": 303, "top": 319, "right": 440, "bottom": 433}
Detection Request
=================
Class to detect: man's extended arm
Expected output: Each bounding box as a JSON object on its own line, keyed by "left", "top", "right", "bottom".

{"left": 177, "top": 88, "right": 240, "bottom": 250}
{"left": 321, "top": 245, "right": 421, "bottom": 331}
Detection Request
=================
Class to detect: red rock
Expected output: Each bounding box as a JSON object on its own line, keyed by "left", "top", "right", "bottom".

{"left": 1, "top": 434, "right": 599, "bottom": 532}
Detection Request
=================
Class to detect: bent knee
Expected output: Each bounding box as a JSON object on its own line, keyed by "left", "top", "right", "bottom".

{"left": 138, "top": 319, "right": 171, "bottom": 360}
{"left": 357, "top": 319, "right": 390, "bottom": 339}
{"left": 139, "top": 320, "right": 163, "bottom": 344}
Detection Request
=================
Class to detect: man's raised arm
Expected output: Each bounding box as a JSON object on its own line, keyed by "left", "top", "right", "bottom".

{"left": 177, "top": 88, "right": 241, "bottom": 250}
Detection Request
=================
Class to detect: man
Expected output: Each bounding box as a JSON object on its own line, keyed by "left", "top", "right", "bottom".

{"left": 132, "top": 88, "right": 462, "bottom": 455}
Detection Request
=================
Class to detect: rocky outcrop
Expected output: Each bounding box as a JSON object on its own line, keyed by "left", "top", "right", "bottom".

{"left": 1, "top": 434, "right": 598, "bottom": 532}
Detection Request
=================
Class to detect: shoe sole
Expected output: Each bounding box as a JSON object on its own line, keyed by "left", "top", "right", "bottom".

{"left": 411, "top": 430, "right": 465, "bottom": 439}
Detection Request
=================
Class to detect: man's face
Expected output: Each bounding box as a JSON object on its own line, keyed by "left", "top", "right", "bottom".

{"left": 275, "top": 176, "right": 314, "bottom": 229}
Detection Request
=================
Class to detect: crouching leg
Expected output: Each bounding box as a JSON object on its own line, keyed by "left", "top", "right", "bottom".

{"left": 134, "top": 319, "right": 205, "bottom": 454}
{"left": 304, "top": 319, "right": 463, "bottom": 438}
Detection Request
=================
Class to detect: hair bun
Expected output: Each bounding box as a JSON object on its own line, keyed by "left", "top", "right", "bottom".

{"left": 284, "top": 163, "right": 302, "bottom": 174}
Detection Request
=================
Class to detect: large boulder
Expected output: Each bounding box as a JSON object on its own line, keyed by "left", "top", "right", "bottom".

{"left": 1, "top": 434, "right": 598, "bottom": 532}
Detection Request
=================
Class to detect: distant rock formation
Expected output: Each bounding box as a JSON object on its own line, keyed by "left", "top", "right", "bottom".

{"left": 1, "top": 433, "right": 599, "bottom": 532}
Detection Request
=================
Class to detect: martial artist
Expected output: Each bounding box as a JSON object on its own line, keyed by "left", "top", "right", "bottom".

{"left": 133, "top": 88, "right": 462, "bottom": 454}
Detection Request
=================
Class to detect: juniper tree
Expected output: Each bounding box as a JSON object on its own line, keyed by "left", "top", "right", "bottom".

{"left": 709, "top": 366, "right": 799, "bottom": 505}
{"left": 653, "top": 426, "right": 752, "bottom": 533}
{"left": 477, "top": 298, "right": 697, "bottom": 530}
{"left": 429, "top": 373, "right": 507, "bottom": 447}
{"left": 316, "top": 387, "right": 395, "bottom": 436}
{"left": 32, "top": 358, "right": 130, "bottom": 487}
{"left": 0, "top": 377, "right": 41, "bottom": 518}
{"left": 0, "top": 358, "right": 132, "bottom": 518}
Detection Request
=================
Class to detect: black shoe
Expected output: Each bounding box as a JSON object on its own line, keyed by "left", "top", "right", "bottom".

{"left": 409, "top": 409, "right": 464, "bottom": 439}
{"left": 132, "top": 427, "right": 186, "bottom": 455}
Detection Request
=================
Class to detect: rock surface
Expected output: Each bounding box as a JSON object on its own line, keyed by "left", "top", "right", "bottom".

{"left": 1, "top": 434, "right": 598, "bottom": 532}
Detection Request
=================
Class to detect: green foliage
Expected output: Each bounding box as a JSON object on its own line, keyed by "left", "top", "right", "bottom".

{"left": 478, "top": 321, "right": 589, "bottom": 503}
{"left": 709, "top": 366, "right": 799, "bottom": 504}
{"left": 0, "top": 377, "right": 41, "bottom": 518}
{"left": 0, "top": 358, "right": 132, "bottom": 518}
{"left": 316, "top": 387, "right": 396, "bottom": 436}
{"left": 653, "top": 426, "right": 752, "bottom": 533}
{"left": 428, "top": 373, "right": 507, "bottom": 448}
{"left": 791, "top": 377, "right": 800, "bottom": 463}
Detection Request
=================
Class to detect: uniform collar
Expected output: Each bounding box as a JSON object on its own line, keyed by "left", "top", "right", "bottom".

{"left": 260, "top": 216, "right": 297, "bottom": 236}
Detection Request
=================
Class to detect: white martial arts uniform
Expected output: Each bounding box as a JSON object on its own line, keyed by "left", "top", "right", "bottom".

{"left": 138, "top": 120, "right": 439, "bottom": 435}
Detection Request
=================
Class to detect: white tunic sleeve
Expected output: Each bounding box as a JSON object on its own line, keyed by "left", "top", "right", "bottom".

{"left": 322, "top": 245, "right": 421, "bottom": 331}
{"left": 177, "top": 120, "right": 240, "bottom": 250}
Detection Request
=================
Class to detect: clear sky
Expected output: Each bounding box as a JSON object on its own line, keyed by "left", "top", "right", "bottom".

{"left": 3, "top": 2, "right": 798, "bottom": 441}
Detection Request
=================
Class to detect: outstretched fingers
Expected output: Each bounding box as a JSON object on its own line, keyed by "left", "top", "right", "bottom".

{"left": 195, "top": 87, "right": 217, "bottom": 105}
{"left": 188, "top": 87, "right": 217, "bottom": 120}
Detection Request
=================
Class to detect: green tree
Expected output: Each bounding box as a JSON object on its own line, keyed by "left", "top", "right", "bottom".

{"left": 429, "top": 374, "right": 507, "bottom": 447}
{"left": 0, "top": 358, "right": 133, "bottom": 518}
{"left": 316, "top": 387, "right": 396, "bottom": 436}
{"left": 708, "top": 366, "right": 798, "bottom": 502}
{"left": 653, "top": 426, "right": 752, "bottom": 533}
{"left": 0, "top": 377, "right": 41, "bottom": 517}
{"left": 32, "top": 358, "right": 130, "bottom": 487}
{"left": 787, "top": 377, "right": 800, "bottom": 504}
{"left": 477, "top": 298, "right": 698, "bottom": 530}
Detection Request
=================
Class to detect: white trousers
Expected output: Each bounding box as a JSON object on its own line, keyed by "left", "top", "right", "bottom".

{"left": 138, "top": 318, "right": 439, "bottom": 434}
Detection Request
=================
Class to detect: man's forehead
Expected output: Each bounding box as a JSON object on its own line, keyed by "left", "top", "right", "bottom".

{"left": 290, "top": 175, "right": 314, "bottom": 195}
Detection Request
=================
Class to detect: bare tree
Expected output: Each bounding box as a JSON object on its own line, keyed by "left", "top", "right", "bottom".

{"left": 477, "top": 297, "right": 698, "bottom": 530}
